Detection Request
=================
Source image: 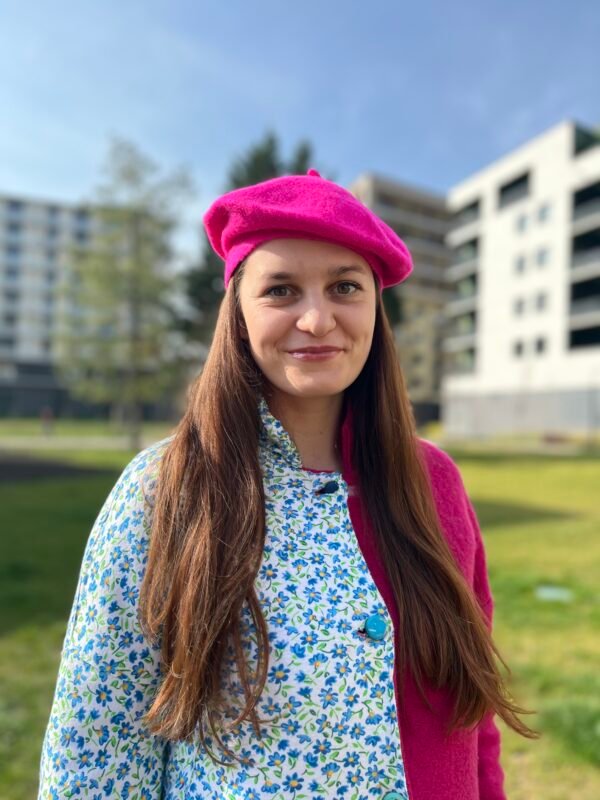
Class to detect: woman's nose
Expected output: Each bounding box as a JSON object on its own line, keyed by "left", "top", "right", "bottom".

{"left": 296, "top": 300, "right": 336, "bottom": 336}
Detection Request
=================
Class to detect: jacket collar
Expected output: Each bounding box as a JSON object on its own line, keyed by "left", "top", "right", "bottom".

{"left": 257, "top": 394, "right": 304, "bottom": 471}
{"left": 257, "top": 392, "right": 357, "bottom": 486}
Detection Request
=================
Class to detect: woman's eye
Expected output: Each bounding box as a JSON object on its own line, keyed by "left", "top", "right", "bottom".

{"left": 264, "top": 281, "right": 360, "bottom": 298}
{"left": 265, "top": 285, "right": 291, "bottom": 297}
{"left": 335, "top": 281, "right": 360, "bottom": 295}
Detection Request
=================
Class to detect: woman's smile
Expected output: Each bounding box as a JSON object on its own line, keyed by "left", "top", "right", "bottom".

{"left": 286, "top": 346, "right": 344, "bottom": 361}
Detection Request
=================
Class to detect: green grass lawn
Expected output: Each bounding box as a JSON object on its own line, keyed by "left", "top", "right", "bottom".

{"left": 450, "top": 450, "right": 600, "bottom": 799}
{"left": 1, "top": 448, "right": 599, "bottom": 798}
{"left": 0, "top": 418, "right": 175, "bottom": 439}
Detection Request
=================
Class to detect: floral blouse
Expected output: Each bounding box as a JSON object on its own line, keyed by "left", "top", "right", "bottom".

{"left": 39, "top": 398, "right": 409, "bottom": 799}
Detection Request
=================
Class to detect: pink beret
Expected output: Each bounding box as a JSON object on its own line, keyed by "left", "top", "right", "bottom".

{"left": 202, "top": 168, "right": 413, "bottom": 289}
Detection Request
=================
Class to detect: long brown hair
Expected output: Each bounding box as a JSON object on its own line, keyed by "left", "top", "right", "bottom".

{"left": 139, "top": 263, "right": 537, "bottom": 761}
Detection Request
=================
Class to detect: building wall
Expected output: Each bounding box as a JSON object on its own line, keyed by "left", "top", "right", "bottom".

{"left": 0, "top": 196, "right": 92, "bottom": 365}
{"left": 349, "top": 173, "right": 451, "bottom": 423}
{"left": 443, "top": 120, "right": 600, "bottom": 436}
{"left": 0, "top": 195, "right": 95, "bottom": 415}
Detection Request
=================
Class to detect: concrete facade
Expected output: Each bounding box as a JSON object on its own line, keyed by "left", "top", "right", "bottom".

{"left": 0, "top": 194, "right": 98, "bottom": 415}
{"left": 443, "top": 120, "right": 600, "bottom": 437}
{"left": 0, "top": 193, "right": 186, "bottom": 419}
{"left": 350, "top": 173, "right": 451, "bottom": 424}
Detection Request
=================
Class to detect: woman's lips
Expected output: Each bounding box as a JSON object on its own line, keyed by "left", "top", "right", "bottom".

{"left": 287, "top": 348, "right": 343, "bottom": 361}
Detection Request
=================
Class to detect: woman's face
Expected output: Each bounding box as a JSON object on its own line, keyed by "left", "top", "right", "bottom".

{"left": 237, "top": 238, "right": 378, "bottom": 400}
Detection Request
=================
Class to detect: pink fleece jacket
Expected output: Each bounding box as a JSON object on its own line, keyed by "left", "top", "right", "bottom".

{"left": 336, "top": 414, "right": 506, "bottom": 800}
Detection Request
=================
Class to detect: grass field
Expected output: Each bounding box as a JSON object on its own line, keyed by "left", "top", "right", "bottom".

{"left": 0, "top": 444, "right": 598, "bottom": 798}
{"left": 0, "top": 418, "right": 175, "bottom": 439}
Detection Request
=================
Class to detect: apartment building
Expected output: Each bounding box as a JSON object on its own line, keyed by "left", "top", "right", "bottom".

{"left": 443, "top": 120, "right": 600, "bottom": 437}
{"left": 0, "top": 194, "right": 96, "bottom": 415}
{"left": 350, "top": 173, "right": 451, "bottom": 424}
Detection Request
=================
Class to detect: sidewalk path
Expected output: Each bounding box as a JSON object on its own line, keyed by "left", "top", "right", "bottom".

{"left": 0, "top": 452, "right": 117, "bottom": 482}
{"left": 0, "top": 435, "right": 135, "bottom": 450}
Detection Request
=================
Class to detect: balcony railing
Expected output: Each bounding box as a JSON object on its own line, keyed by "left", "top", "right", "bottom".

{"left": 456, "top": 277, "right": 477, "bottom": 296}
{"left": 444, "top": 360, "right": 476, "bottom": 376}
{"left": 372, "top": 202, "right": 451, "bottom": 237}
{"left": 450, "top": 207, "right": 480, "bottom": 232}
{"left": 446, "top": 260, "right": 478, "bottom": 283}
{"left": 452, "top": 248, "right": 478, "bottom": 265}
{"left": 451, "top": 288, "right": 477, "bottom": 302}
{"left": 572, "top": 247, "right": 600, "bottom": 269}
{"left": 442, "top": 335, "right": 477, "bottom": 355}
{"left": 570, "top": 297, "right": 600, "bottom": 316}
{"left": 446, "top": 294, "right": 477, "bottom": 319}
{"left": 573, "top": 198, "right": 600, "bottom": 221}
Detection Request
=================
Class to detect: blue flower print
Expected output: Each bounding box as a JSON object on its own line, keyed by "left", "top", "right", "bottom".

{"left": 39, "top": 397, "right": 410, "bottom": 799}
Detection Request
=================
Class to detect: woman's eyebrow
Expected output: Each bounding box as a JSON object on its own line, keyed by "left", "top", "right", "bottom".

{"left": 262, "top": 264, "right": 368, "bottom": 281}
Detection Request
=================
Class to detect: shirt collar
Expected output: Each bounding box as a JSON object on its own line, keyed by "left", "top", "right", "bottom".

{"left": 257, "top": 392, "right": 356, "bottom": 485}
{"left": 257, "top": 394, "right": 304, "bottom": 471}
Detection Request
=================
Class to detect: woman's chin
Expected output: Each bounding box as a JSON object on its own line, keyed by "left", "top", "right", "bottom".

{"left": 278, "top": 378, "right": 349, "bottom": 399}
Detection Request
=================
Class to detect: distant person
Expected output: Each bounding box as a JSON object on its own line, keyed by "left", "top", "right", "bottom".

{"left": 38, "top": 170, "right": 536, "bottom": 799}
{"left": 39, "top": 405, "right": 54, "bottom": 436}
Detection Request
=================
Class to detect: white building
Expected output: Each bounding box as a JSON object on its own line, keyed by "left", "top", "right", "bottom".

{"left": 443, "top": 120, "right": 600, "bottom": 437}
{"left": 0, "top": 194, "right": 95, "bottom": 415}
{"left": 0, "top": 193, "right": 193, "bottom": 419}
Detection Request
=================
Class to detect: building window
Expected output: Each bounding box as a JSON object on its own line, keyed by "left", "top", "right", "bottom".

{"left": 513, "top": 340, "right": 524, "bottom": 357}
{"left": 573, "top": 180, "right": 600, "bottom": 219}
{"left": 0, "top": 336, "right": 16, "bottom": 348}
{"left": 535, "top": 292, "right": 547, "bottom": 310}
{"left": 499, "top": 171, "right": 530, "bottom": 209}
{"left": 514, "top": 298, "right": 525, "bottom": 315}
{"left": 535, "top": 336, "right": 547, "bottom": 354}
{"left": 46, "top": 205, "right": 60, "bottom": 223}
{"left": 6, "top": 220, "right": 22, "bottom": 235}
{"left": 516, "top": 214, "right": 528, "bottom": 232}
{"left": 47, "top": 226, "right": 60, "bottom": 242}
{"left": 3, "top": 312, "right": 17, "bottom": 326}
{"left": 452, "top": 199, "right": 481, "bottom": 228}
{"left": 572, "top": 228, "right": 600, "bottom": 265}
{"left": 538, "top": 203, "right": 550, "bottom": 222}
{"left": 6, "top": 199, "right": 24, "bottom": 219}
{"left": 536, "top": 248, "right": 549, "bottom": 267}
{"left": 73, "top": 208, "right": 90, "bottom": 226}
{"left": 453, "top": 237, "right": 479, "bottom": 265}
{"left": 574, "top": 125, "right": 600, "bottom": 156}
{"left": 570, "top": 325, "right": 600, "bottom": 348}
{"left": 515, "top": 255, "right": 526, "bottom": 274}
{"left": 72, "top": 208, "right": 91, "bottom": 243}
{"left": 451, "top": 347, "right": 476, "bottom": 373}
{"left": 46, "top": 248, "right": 57, "bottom": 263}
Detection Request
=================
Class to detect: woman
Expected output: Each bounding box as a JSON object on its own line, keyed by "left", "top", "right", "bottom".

{"left": 39, "top": 169, "right": 535, "bottom": 800}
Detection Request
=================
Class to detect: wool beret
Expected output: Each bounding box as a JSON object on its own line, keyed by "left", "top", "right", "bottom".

{"left": 202, "top": 168, "right": 413, "bottom": 289}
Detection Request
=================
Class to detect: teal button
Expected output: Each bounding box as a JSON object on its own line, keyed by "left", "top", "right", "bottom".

{"left": 365, "top": 614, "right": 387, "bottom": 641}
{"left": 383, "top": 793, "right": 405, "bottom": 800}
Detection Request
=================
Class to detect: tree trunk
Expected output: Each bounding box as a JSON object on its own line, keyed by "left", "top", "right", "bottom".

{"left": 128, "top": 400, "right": 143, "bottom": 451}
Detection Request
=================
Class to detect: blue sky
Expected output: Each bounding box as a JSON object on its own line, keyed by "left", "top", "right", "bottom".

{"left": 1, "top": 0, "right": 599, "bottom": 248}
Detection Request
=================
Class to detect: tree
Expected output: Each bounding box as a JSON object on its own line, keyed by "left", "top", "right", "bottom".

{"left": 184, "top": 130, "right": 320, "bottom": 341}
{"left": 55, "top": 138, "right": 195, "bottom": 449}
